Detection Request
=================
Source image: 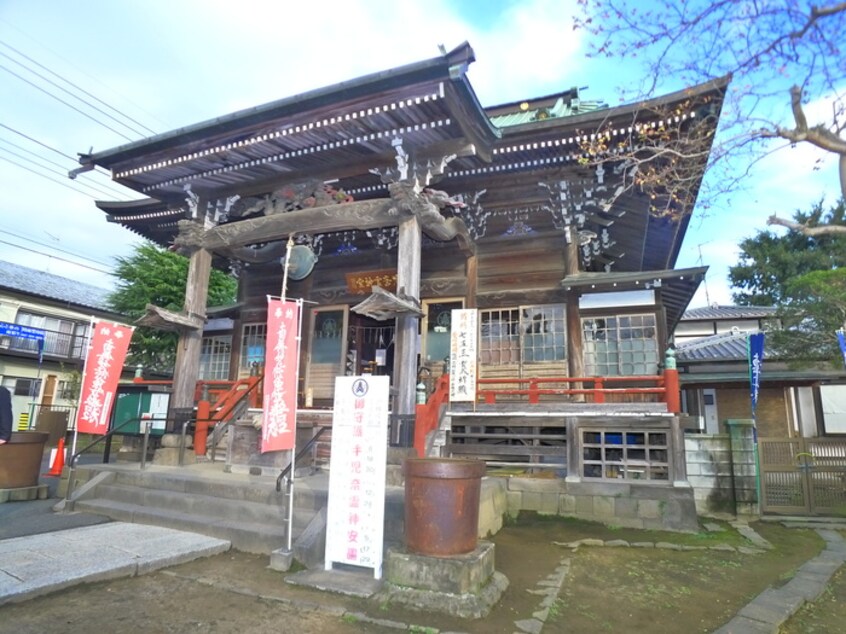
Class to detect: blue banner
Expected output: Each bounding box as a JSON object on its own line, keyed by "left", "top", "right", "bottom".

{"left": 837, "top": 331, "right": 846, "bottom": 368}
{"left": 0, "top": 321, "right": 45, "bottom": 342}
{"left": 747, "top": 332, "right": 765, "bottom": 418}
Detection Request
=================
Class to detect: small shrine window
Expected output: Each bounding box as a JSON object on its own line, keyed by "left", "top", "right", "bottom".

{"left": 199, "top": 335, "right": 232, "bottom": 380}
{"left": 582, "top": 313, "right": 658, "bottom": 376}
{"left": 240, "top": 323, "right": 266, "bottom": 374}
{"left": 581, "top": 429, "right": 670, "bottom": 481}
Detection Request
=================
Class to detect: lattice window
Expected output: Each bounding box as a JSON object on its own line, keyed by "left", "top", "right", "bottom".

{"left": 199, "top": 335, "right": 232, "bottom": 380}
{"left": 479, "top": 308, "right": 520, "bottom": 365}
{"left": 240, "top": 323, "right": 266, "bottom": 373}
{"left": 521, "top": 305, "right": 566, "bottom": 363}
{"left": 581, "top": 429, "right": 669, "bottom": 481}
{"left": 582, "top": 313, "right": 658, "bottom": 376}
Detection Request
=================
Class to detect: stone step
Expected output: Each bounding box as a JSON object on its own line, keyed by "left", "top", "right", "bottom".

{"left": 109, "top": 469, "right": 327, "bottom": 510}
{"left": 74, "top": 498, "right": 290, "bottom": 554}
{"left": 93, "top": 483, "right": 304, "bottom": 527}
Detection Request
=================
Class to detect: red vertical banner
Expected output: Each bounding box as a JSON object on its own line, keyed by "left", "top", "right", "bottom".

{"left": 76, "top": 322, "right": 134, "bottom": 435}
{"left": 262, "top": 299, "right": 300, "bottom": 453}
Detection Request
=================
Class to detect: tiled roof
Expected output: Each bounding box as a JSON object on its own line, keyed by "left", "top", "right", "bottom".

{"left": 0, "top": 260, "right": 112, "bottom": 312}
{"left": 676, "top": 330, "right": 775, "bottom": 362}
{"left": 489, "top": 92, "right": 607, "bottom": 128}
{"left": 681, "top": 305, "right": 777, "bottom": 321}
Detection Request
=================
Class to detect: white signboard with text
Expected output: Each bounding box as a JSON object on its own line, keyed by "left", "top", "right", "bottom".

{"left": 449, "top": 309, "right": 478, "bottom": 402}
{"left": 324, "top": 375, "right": 389, "bottom": 579}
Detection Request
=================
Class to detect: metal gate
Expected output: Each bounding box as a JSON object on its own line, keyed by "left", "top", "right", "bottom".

{"left": 759, "top": 438, "right": 846, "bottom": 516}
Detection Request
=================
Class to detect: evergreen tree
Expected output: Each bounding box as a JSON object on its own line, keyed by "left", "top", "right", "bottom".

{"left": 729, "top": 199, "right": 846, "bottom": 364}
{"left": 729, "top": 199, "right": 846, "bottom": 306}
{"left": 107, "top": 243, "right": 237, "bottom": 374}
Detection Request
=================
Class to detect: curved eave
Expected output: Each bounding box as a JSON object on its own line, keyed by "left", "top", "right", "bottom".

{"left": 82, "top": 42, "right": 497, "bottom": 171}
{"left": 496, "top": 74, "right": 730, "bottom": 138}
{"left": 96, "top": 198, "right": 186, "bottom": 247}
{"left": 562, "top": 265, "right": 708, "bottom": 332}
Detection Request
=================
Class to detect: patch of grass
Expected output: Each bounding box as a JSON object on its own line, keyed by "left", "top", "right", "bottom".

{"left": 409, "top": 625, "right": 437, "bottom": 634}
{"left": 512, "top": 511, "right": 752, "bottom": 547}
{"left": 548, "top": 598, "right": 563, "bottom": 619}
{"left": 341, "top": 614, "right": 359, "bottom": 624}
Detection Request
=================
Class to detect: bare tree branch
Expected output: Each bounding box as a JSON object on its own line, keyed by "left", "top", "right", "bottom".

{"left": 767, "top": 213, "right": 846, "bottom": 235}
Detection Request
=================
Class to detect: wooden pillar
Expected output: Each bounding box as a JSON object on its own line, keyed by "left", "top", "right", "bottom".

{"left": 564, "top": 228, "right": 585, "bottom": 382}
{"left": 169, "top": 244, "right": 212, "bottom": 430}
{"left": 565, "top": 416, "right": 581, "bottom": 482}
{"left": 566, "top": 291, "right": 585, "bottom": 379}
{"left": 393, "top": 216, "right": 422, "bottom": 418}
{"left": 465, "top": 254, "right": 477, "bottom": 309}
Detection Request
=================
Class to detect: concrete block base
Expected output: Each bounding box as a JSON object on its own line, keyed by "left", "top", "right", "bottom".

{"left": 0, "top": 484, "right": 49, "bottom": 503}
{"left": 379, "top": 541, "right": 508, "bottom": 619}
{"left": 269, "top": 548, "right": 294, "bottom": 572}
{"left": 152, "top": 447, "right": 196, "bottom": 466}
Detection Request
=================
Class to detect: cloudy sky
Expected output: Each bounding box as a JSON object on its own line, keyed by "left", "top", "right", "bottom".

{"left": 0, "top": 0, "right": 840, "bottom": 307}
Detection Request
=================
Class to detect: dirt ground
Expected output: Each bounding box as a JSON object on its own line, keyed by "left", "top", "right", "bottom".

{"left": 0, "top": 515, "right": 834, "bottom": 634}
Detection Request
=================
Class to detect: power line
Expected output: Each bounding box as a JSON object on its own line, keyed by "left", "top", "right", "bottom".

{"left": 0, "top": 63, "right": 135, "bottom": 141}
{"left": 0, "top": 40, "right": 158, "bottom": 136}
{"left": 0, "top": 228, "right": 114, "bottom": 268}
{"left": 0, "top": 239, "right": 113, "bottom": 275}
{"left": 0, "top": 123, "right": 115, "bottom": 180}
{"left": 0, "top": 154, "right": 98, "bottom": 198}
{"left": 0, "top": 21, "right": 171, "bottom": 131}
{"left": 0, "top": 146, "right": 126, "bottom": 200}
{"left": 0, "top": 137, "right": 132, "bottom": 199}
{"left": 0, "top": 122, "right": 74, "bottom": 160}
{"left": 0, "top": 48, "right": 150, "bottom": 138}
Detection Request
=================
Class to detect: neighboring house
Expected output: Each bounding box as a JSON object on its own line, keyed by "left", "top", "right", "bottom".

{"left": 676, "top": 310, "right": 846, "bottom": 437}
{"left": 0, "top": 260, "right": 125, "bottom": 431}
{"left": 676, "top": 306, "right": 846, "bottom": 518}
{"left": 673, "top": 304, "right": 778, "bottom": 346}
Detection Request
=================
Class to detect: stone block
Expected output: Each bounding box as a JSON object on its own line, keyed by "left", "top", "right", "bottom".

{"left": 698, "top": 462, "right": 719, "bottom": 476}
{"left": 522, "top": 491, "right": 544, "bottom": 511}
{"left": 385, "top": 541, "right": 496, "bottom": 595}
{"left": 638, "top": 499, "right": 661, "bottom": 519}
{"left": 559, "top": 494, "right": 576, "bottom": 514}
{"left": 0, "top": 485, "right": 49, "bottom": 503}
{"left": 593, "top": 496, "right": 615, "bottom": 518}
{"left": 614, "top": 497, "right": 639, "bottom": 519}
{"left": 505, "top": 490, "right": 522, "bottom": 517}
{"left": 575, "top": 495, "right": 594, "bottom": 515}
{"left": 507, "top": 477, "right": 567, "bottom": 494}
{"left": 569, "top": 480, "right": 632, "bottom": 498}
{"left": 152, "top": 447, "right": 195, "bottom": 466}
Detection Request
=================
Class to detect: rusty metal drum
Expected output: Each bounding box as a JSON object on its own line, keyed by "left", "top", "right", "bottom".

{"left": 0, "top": 431, "right": 48, "bottom": 489}
{"left": 403, "top": 457, "right": 486, "bottom": 556}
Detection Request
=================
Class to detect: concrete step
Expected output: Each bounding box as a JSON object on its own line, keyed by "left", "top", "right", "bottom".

{"left": 109, "top": 469, "right": 327, "bottom": 510}
{"left": 74, "top": 498, "right": 291, "bottom": 554}
{"left": 92, "top": 483, "right": 303, "bottom": 527}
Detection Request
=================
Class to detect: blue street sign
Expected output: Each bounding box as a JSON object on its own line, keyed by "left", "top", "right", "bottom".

{"left": 0, "top": 321, "right": 46, "bottom": 342}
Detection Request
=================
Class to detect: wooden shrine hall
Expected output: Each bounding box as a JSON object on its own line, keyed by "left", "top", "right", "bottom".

{"left": 76, "top": 44, "right": 727, "bottom": 524}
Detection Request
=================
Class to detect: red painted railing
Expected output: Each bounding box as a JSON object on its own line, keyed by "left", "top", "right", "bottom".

{"left": 132, "top": 376, "right": 263, "bottom": 455}
{"left": 414, "top": 369, "right": 680, "bottom": 458}
{"left": 476, "top": 369, "right": 680, "bottom": 412}
{"left": 414, "top": 373, "right": 450, "bottom": 458}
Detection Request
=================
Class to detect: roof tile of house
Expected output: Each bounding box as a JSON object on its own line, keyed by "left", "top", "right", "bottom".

{"left": 0, "top": 260, "right": 112, "bottom": 312}
{"left": 681, "top": 305, "right": 777, "bottom": 321}
{"left": 675, "top": 329, "right": 778, "bottom": 362}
